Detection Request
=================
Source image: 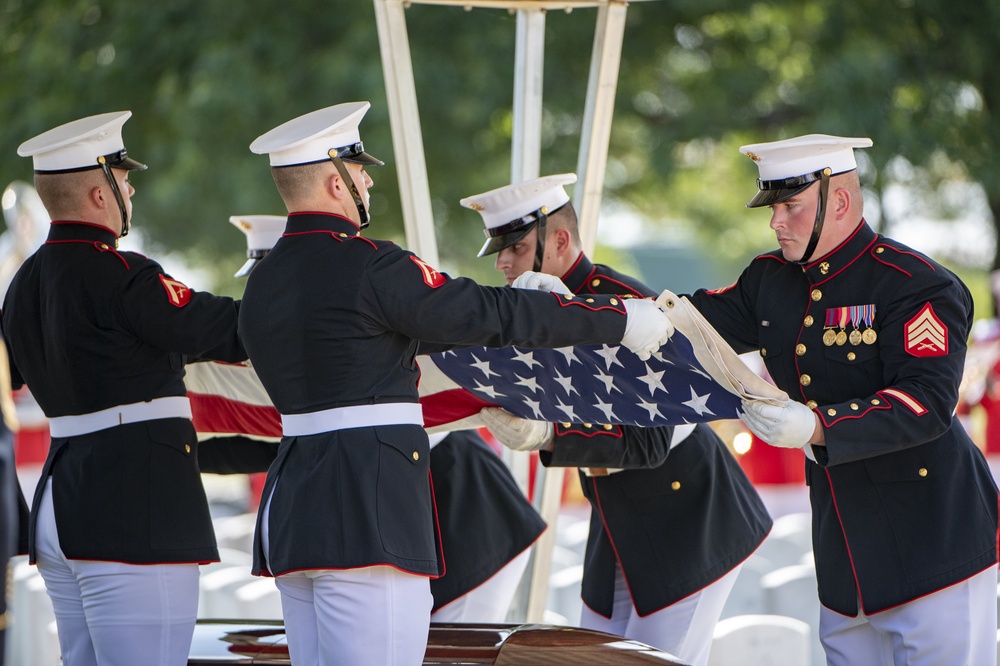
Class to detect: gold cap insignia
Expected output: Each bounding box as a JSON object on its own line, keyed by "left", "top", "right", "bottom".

{"left": 469, "top": 203, "right": 485, "bottom": 212}
{"left": 746, "top": 151, "right": 761, "bottom": 162}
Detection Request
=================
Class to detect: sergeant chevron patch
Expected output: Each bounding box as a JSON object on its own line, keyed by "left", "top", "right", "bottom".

{"left": 904, "top": 303, "right": 947, "bottom": 357}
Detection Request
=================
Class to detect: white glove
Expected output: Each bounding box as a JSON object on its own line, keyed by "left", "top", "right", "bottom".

{"left": 479, "top": 407, "right": 554, "bottom": 452}
{"left": 740, "top": 399, "right": 818, "bottom": 449}
{"left": 621, "top": 299, "right": 674, "bottom": 360}
{"left": 511, "top": 271, "right": 571, "bottom": 295}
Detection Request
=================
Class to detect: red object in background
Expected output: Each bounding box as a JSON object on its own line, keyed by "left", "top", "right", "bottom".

{"left": 11, "top": 387, "right": 51, "bottom": 467}
{"left": 973, "top": 358, "right": 1000, "bottom": 455}
{"left": 13, "top": 424, "right": 49, "bottom": 466}
{"left": 247, "top": 472, "right": 268, "bottom": 511}
{"left": 736, "top": 433, "right": 806, "bottom": 485}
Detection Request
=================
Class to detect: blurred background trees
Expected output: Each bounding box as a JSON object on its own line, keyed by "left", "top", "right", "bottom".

{"left": 1, "top": 0, "right": 997, "bottom": 308}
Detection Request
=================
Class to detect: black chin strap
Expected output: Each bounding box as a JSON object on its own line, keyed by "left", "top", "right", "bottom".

{"left": 328, "top": 150, "right": 369, "bottom": 230}
{"left": 97, "top": 156, "right": 129, "bottom": 239}
{"left": 532, "top": 208, "right": 549, "bottom": 272}
{"left": 796, "top": 168, "right": 832, "bottom": 265}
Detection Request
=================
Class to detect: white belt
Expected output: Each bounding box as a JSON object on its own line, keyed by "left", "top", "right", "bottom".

{"left": 280, "top": 402, "right": 424, "bottom": 437}
{"left": 48, "top": 396, "right": 193, "bottom": 438}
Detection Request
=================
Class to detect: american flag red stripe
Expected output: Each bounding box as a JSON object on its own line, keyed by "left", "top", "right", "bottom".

{"left": 184, "top": 356, "right": 495, "bottom": 440}
{"left": 418, "top": 387, "right": 495, "bottom": 429}
{"left": 188, "top": 391, "right": 281, "bottom": 440}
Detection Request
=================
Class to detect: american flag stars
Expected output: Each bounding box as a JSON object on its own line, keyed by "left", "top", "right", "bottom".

{"left": 430, "top": 330, "right": 742, "bottom": 427}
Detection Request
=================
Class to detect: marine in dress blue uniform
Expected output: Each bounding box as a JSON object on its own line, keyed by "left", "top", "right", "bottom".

{"left": 687, "top": 135, "right": 999, "bottom": 666}
{"left": 221, "top": 217, "right": 545, "bottom": 621}
{"left": 3, "top": 112, "right": 246, "bottom": 666}
{"left": 462, "top": 174, "right": 772, "bottom": 666}
{"left": 237, "top": 102, "right": 675, "bottom": 666}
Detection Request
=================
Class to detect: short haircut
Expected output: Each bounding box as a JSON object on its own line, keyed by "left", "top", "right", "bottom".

{"left": 832, "top": 170, "right": 864, "bottom": 212}
{"left": 270, "top": 161, "right": 335, "bottom": 202}
{"left": 548, "top": 203, "right": 582, "bottom": 246}
{"left": 33, "top": 170, "right": 105, "bottom": 218}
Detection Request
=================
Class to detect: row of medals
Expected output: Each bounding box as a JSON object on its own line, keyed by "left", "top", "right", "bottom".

{"left": 823, "top": 326, "right": 878, "bottom": 347}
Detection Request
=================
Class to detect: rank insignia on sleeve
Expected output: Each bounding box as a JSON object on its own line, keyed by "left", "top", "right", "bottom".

{"left": 410, "top": 256, "right": 446, "bottom": 288}
{"left": 159, "top": 275, "right": 192, "bottom": 307}
{"left": 904, "top": 302, "right": 947, "bottom": 357}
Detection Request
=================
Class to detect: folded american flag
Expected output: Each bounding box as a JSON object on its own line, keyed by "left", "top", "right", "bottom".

{"left": 185, "top": 291, "right": 786, "bottom": 438}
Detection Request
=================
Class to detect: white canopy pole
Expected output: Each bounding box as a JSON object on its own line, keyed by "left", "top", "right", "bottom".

{"left": 372, "top": 0, "right": 440, "bottom": 267}
{"left": 509, "top": 5, "right": 562, "bottom": 625}
{"left": 574, "top": 0, "right": 628, "bottom": 255}
{"left": 506, "top": 3, "right": 547, "bottom": 505}
{"left": 511, "top": 8, "right": 546, "bottom": 184}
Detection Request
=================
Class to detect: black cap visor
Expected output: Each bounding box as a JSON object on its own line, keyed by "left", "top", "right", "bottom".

{"left": 235, "top": 247, "right": 274, "bottom": 277}
{"left": 746, "top": 182, "right": 813, "bottom": 208}
{"left": 477, "top": 217, "right": 539, "bottom": 257}
{"left": 117, "top": 156, "right": 147, "bottom": 171}
{"left": 746, "top": 167, "right": 857, "bottom": 208}
{"left": 747, "top": 170, "right": 827, "bottom": 208}
{"left": 105, "top": 148, "right": 147, "bottom": 171}
{"left": 343, "top": 152, "right": 383, "bottom": 166}
{"left": 234, "top": 257, "right": 258, "bottom": 278}
{"left": 332, "top": 142, "right": 384, "bottom": 167}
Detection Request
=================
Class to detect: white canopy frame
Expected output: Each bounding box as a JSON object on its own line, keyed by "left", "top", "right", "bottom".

{"left": 372, "top": 0, "right": 651, "bottom": 623}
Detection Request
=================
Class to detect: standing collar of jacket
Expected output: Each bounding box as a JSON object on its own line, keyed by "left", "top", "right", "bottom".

{"left": 46, "top": 221, "right": 119, "bottom": 246}
{"left": 284, "top": 212, "right": 361, "bottom": 237}
{"left": 800, "top": 220, "right": 877, "bottom": 284}
{"left": 560, "top": 252, "right": 593, "bottom": 294}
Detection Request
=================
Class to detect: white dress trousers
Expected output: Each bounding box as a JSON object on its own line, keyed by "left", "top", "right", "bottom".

{"left": 262, "top": 480, "right": 433, "bottom": 666}
{"left": 430, "top": 547, "right": 531, "bottom": 623}
{"left": 35, "top": 479, "right": 200, "bottom": 666}
{"left": 579, "top": 561, "right": 740, "bottom": 666}
{"left": 819, "top": 564, "right": 998, "bottom": 666}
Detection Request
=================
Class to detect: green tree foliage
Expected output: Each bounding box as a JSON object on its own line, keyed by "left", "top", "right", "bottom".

{"left": 615, "top": 0, "right": 1000, "bottom": 269}
{"left": 1, "top": 0, "right": 997, "bottom": 295}
{"left": 2, "top": 0, "right": 395, "bottom": 292}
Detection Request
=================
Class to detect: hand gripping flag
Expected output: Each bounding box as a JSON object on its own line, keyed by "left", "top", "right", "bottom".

{"left": 185, "top": 290, "right": 787, "bottom": 439}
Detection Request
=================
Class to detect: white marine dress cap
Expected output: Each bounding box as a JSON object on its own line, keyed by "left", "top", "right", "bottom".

{"left": 230, "top": 214, "right": 287, "bottom": 277}
{"left": 461, "top": 173, "right": 577, "bottom": 257}
{"left": 739, "top": 134, "right": 872, "bottom": 208}
{"left": 17, "top": 111, "right": 147, "bottom": 173}
{"left": 249, "top": 102, "right": 383, "bottom": 167}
